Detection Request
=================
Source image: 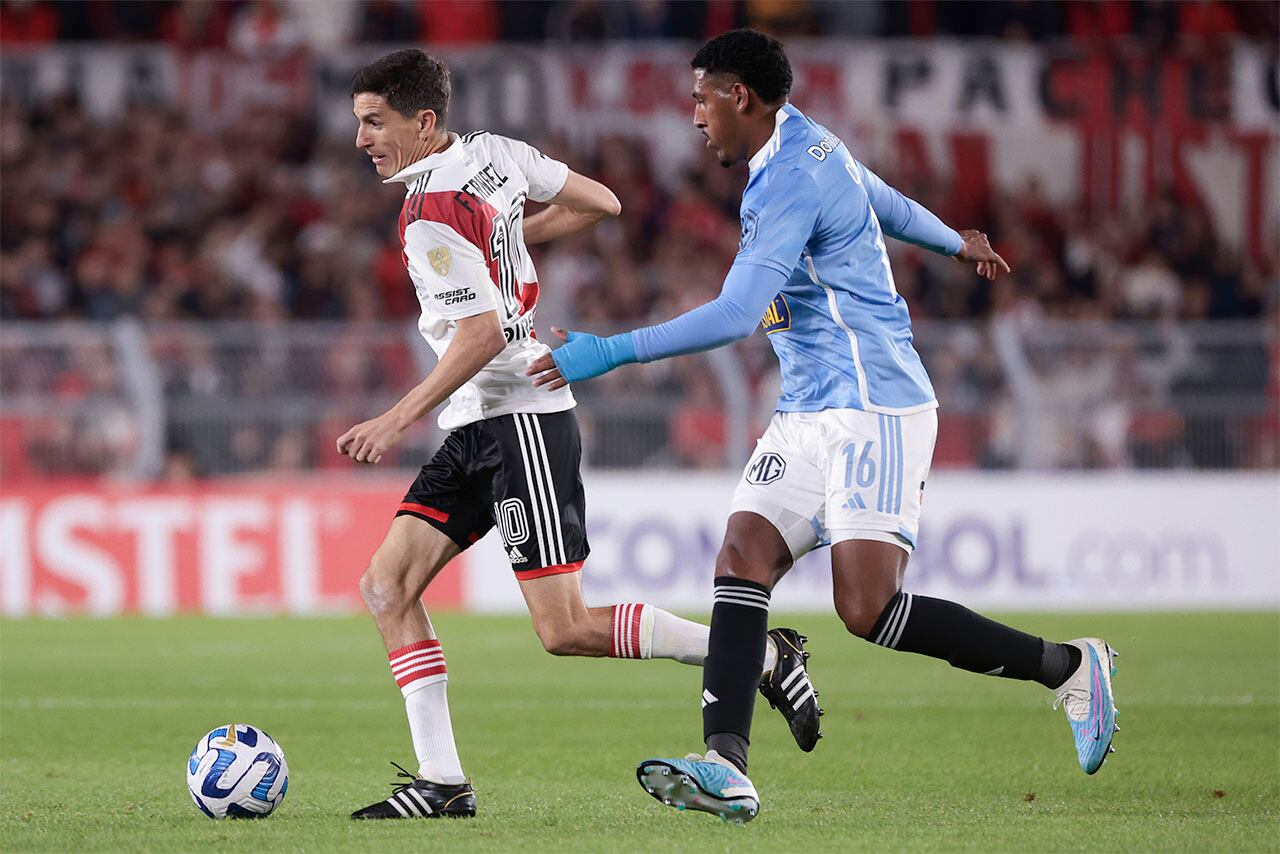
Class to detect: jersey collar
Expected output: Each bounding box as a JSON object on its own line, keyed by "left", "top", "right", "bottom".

{"left": 747, "top": 104, "right": 794, "bottom": 175}
{"left": 383, "top": 133, "right": 465, "bottom": 184}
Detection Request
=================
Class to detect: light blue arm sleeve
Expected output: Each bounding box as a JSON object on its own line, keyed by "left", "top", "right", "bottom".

{"left": 857, "top": 161, "right": 964, "bottom": 256}
{"left": 631, "top": 262, "right": 789, "bottom": 363}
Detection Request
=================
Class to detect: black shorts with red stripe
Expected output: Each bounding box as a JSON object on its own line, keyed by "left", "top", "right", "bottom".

{"left": 396, "top": 409, "right": 588, "bottom": 579}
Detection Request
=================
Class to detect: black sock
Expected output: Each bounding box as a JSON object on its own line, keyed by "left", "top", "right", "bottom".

{"left": 705, "top": 732, "right": 749, "bottom": 774}
{"left": 867, "top": 591, "right": 1049, "bottom": 683}
{"left": 702, "top": 577, "right": 770, "bottom": 774}
{"left": 1039, "top": 641, "right": 1082, "bottom": 690}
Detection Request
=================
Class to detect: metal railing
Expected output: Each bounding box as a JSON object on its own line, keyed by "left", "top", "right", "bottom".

{"left": 1, "top": 320, "right": 1274, "bottom": 479}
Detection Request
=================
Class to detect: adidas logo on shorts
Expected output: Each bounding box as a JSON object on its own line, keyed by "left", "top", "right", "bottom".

{"left": 507, "top": 546, "right": 528, "bottom": 564}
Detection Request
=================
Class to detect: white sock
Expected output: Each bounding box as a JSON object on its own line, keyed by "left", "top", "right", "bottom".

{"left": 609, "top": 604, "right": 777, "bottom": 673}
{"left": 388, "top": 639, "right": 466, "bottom": 785}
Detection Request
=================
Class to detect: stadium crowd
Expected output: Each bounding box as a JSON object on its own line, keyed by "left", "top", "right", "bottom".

{"left": 1, "top": 0, "right": 1276, "bottom": 477}
{"left": 2, "top": 0, "right": 1275, "bottom": 46}
{"left": 1, "top": 96, "right": 1270, "bottom": 328}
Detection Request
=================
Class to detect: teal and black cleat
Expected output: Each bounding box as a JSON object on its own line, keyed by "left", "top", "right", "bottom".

{"left": 636, "top": 751, "right": 760, "bottom": 824}
{"left": 1052, "top": 638, "right": 1119, "bottom": 775}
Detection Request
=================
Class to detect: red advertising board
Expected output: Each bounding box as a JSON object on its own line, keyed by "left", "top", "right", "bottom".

{"left": 0, "top": 480, "right": 464, "bottom": 617}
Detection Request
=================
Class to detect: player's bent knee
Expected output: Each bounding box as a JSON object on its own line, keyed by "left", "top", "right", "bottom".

{"left": 836, "top": 594, "right": 892, "bottom": 639}
{"left": 358, "top": 561, "right": 415, "bottom": 617}
{"left": 534, "top": 624, "right": 589, "bottom": 657}
{"left": 714, "top": 542, "right": 777, "bottom": 587}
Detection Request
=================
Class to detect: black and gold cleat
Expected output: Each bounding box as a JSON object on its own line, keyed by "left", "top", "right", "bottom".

{"left": 759, "top": 628, "right": 823, "bottom": 752}
{"left": 350, "top": 762, "right": 476, "bottom": 819}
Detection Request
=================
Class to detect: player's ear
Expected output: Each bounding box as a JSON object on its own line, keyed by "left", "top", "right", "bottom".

{"left": 418, "top": 109, "right": 436, "bottom": 138}
{"left": 732, "top": 82, "right": 750, "bottom": 113}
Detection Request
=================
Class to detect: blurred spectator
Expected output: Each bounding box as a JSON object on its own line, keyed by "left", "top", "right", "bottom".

{"left": 0, "top": 0, "right": 58, "bottom": 43}
{"left": 421, "top": 0, "right": 500, "bottom": 43}
{"left": 229, "top": 0, "right": 304, "bottom": 55}
{"left": 359, "top": 0, "right": 421, "bottom": 42}
{"left": 160, "top": 0, "right": 231, "bottom": 49}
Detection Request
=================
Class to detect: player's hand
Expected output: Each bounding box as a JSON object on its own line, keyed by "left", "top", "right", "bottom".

{"left": 336, "top": 410, "right": 408, "bottom": 465}
{"left": 527, "top": 327, "right": 569, "bottom": 390}
{"left": 527, "top": 327, "right": 631, "bottom": 390}
{"left": 955, "top": 229, "right": 1011, "bottom": 281}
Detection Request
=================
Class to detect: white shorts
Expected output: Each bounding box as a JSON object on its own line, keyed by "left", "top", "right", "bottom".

{"left": 730, "top": 408, "right": 938, "bottom": 560}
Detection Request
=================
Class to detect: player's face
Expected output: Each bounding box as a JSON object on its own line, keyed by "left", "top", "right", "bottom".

{"left": 691, "top": 70, "right": 743, "bottom": 168}
{"left": 352, "top": 93, "right": 432, "bottom": 178}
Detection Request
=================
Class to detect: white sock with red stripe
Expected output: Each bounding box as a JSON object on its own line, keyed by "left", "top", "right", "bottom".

{"left": 609, "top": 604, "right": 777, "bottom": 671}
{"left": 388, "top": 639, "right": 466, "bottom": 785}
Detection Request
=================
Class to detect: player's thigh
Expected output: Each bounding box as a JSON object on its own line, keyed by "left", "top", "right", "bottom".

{"left": 830, "top": 538, "right": 909, "bottom": 635}
{"left": 821, "top": 407, "right": 937, "bottom": 556}
{"left": 486, "top": 410, "right": 589, "bottom": 580}
{"left": 728, "top": 412, "right": 826, "bottom": 577}
{"left": 364, "top": 514, "right": 461, "bottom": 601}
{"left": 366, "top": 430, "right": 492, "bottom": 597}
{"left": 717, "top": 510, "right": 795, "bottom": 589}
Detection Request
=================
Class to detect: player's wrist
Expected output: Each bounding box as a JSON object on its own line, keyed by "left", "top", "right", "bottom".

{"left": 386, "top": 404, "right": 416, "bottom": 433}
{"left": 602, "top": 332, "right": 638, "bottom": 367}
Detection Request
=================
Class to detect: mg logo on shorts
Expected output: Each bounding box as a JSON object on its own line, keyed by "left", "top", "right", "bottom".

{"left": 747, "top": 453, "right": 786, "bottom": 485}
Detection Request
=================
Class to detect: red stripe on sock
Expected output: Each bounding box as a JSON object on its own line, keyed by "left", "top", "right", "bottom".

{"left": 391, "top": 652, "right": 445, "bottom": 674}
{"left": 513, "top": 560, "right": 583, "bottom": 581}
{"left": 388, "top": 638, "right": 442, "bottom": 662}
{"left": 394, "top": 664, "right": 448, "bottom": 688}
{"left": 397, "top": 502, "right": 449, "bottom": 523}
{"left": 629, "top": 603, "right": 644, "bottom": 659}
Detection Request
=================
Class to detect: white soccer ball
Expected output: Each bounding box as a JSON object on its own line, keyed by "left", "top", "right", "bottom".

{"left": 186, "top": 724, "right": 289, "bottom": 819}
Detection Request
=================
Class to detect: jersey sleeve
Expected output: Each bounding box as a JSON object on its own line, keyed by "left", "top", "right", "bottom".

{"left": 492, "top": 134, "right": 570, "bottom": 203}
{"left": 630, "top": 261, "right": 789, "bottom": 363}
{"left": 403, "top": 219, "right": 499, "bottom": 320}
{"left": 855, "top": 161, "right": 963, "bottom": 256}
{"left": 734, "top": 166, "right": 822, "bottom": 277}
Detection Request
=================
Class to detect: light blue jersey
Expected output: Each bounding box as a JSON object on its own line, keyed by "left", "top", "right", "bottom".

{"left": 737, "top": 104, "right": 961, "bottom": 414}
{"left": 548, "top": 104, "right": 965, "bottom": 416}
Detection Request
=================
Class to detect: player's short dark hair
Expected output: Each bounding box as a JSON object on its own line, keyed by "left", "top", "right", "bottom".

{"left": 351, "top": 49, "right": 450, "bottom": 124}
{"left": 691, "top": 29, "right": 792, "bottom": 105}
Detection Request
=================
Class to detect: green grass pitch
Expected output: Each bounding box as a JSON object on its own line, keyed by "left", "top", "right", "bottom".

{"left": 2, "top": 612, "right": 1277, "bottom": 851}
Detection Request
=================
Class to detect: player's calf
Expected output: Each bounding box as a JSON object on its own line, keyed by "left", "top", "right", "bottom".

{"left": 533, "top": 614, "right": 609, "bottom": 657}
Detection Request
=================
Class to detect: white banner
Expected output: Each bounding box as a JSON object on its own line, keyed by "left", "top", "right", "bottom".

{"left": 464, "top": 472, "right": 1280, "bottom": 613}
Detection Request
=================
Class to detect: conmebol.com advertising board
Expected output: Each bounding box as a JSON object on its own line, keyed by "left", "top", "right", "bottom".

{"left": 2, "top": 474, "right": 1275, "bottom": 616}
{"left": 466, "top": 472, "right": 1280, "bottom": 613}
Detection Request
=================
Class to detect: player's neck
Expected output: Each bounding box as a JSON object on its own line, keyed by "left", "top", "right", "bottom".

{"left": 407, "top": 130, "right": 453, "bottom": 167}
{"left": 743, "top": 107, "right": 782, "bottom": 165}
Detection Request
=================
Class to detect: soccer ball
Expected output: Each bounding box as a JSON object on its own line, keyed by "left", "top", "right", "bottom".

{"left": 186, "top": 724, "right": 289, "bottom": 819}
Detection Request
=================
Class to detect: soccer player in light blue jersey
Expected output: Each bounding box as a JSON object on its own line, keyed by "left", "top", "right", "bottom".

{"left": 529, "top": 29, "right": 1118, "bottom": 823}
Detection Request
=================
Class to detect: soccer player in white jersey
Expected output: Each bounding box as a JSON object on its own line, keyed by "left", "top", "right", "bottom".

{"left": 340, "top": 49, "right": 822, "bottom": 820}
{"left": 530, "top": 30, "right": 1118, "bottom": 823}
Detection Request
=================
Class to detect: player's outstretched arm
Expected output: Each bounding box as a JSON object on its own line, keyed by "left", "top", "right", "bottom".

{"left": 526, "top": 262, "right": 786, "bottom": 390}
{"left": 523, "top": 171, "right": 621, "bottom": 245}
{"left": 856, "top": 161, "right": 1010, "bottom": 280}
{"left": 337, "top": 312, "right": 506, "bottom": 464}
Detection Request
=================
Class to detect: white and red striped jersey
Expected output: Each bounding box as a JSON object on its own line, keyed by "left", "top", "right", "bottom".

{"left": 386, "top": 131, "right": 575, "bottom": 430}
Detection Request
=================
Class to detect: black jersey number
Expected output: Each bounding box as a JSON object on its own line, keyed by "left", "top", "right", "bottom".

{"left": 488, "top": 192, "right": 527, "bottom": 313}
